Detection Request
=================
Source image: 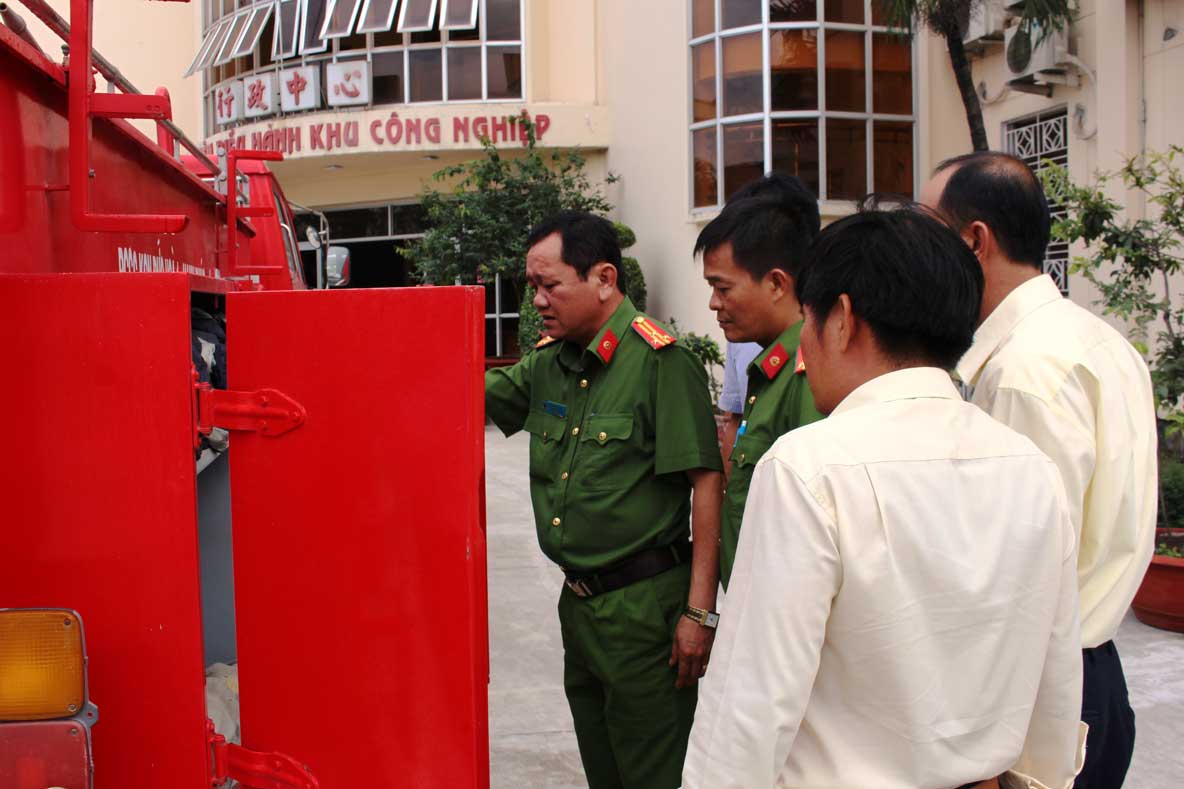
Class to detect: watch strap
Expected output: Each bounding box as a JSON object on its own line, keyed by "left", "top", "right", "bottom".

{"left": 684, "top": 604, "right": 720, "bottom": 629}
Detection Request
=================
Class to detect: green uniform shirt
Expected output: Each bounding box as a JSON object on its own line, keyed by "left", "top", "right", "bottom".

{"left": 485, "top": 298, "right": 723, "bottom": 572}
{"left": 719, "top": 320, "right": 824, "bottom": 589}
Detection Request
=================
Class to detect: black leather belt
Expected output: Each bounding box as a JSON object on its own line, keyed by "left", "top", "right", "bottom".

{"left": 563, "top": 542, "right": 693, "bottom": 599}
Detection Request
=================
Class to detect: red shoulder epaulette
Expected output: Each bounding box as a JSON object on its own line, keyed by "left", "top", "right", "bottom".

{"left": 631, "top": 316, "right": 676, "bottom": 350}
{"left": 535, "top": 334, "right": 557, "bottom": 349}
{"left": 794, "top": 346, "right": 806, "bottom": 374}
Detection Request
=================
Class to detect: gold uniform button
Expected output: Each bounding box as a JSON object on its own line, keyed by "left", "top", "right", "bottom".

{"left": 552, "top": 517, "right": 561, "bottom": 527}
{"left": 579, "top": 379, "right": 589, "bottom": 388}
{"left": 748, "top": 395, "right": 756, "bottom": 405}
{"left": 739, "top": 453, "right": 746, "bottom": 463}
{"left": 561, "top": 472, "right": 569, "bottom": 480}
{"left": 598, "top": 431, "right": 608, "bottom": 442}
{"left": 572, "top": 427, "right": 580, "bottom": 437}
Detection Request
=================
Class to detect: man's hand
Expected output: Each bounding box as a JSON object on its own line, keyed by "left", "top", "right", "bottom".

{"left": 670, "top": 614, "right": 715, "bottom": 688}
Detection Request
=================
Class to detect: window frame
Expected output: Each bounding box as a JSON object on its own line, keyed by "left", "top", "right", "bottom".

{"left": 686, "top": 0, "right": 919, "bottom": 214}
{"left": 356, "top": 0, "right": 401, "bottom": 34}
{"left": 320, "top": 0, "right": 365, "bottom": 39}
{"left": 439, "top": 0, "right": 479, "bottom": 31}
{"left": 274, "top": 0, "right": 303, "bottom": 58}
{"left": 397, "top": 0, "right": 439, "bottom": 32}
{"left": 213, "top": 9, "right": 255, "bottom": 67}
{"left": 230, "top": 3, "right": 275, "bottom": 60}
{"left": 485, "top": 273, "right": 520, "bottom": 358}
{"left": 300, "top": 0, "right": 332, "bottom": 55}
{"left": 189, "top": 16, "right": 232, "bottom": 76}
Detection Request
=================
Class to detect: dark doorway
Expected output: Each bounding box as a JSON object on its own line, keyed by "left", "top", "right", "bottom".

{"left": 338, "top": 239, "right": 414, "bottom": 289}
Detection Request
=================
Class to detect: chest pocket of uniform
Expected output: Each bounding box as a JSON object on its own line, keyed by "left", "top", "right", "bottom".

{"left": 730, "top": 434, "right": 772, "bottom": 470}
{"left": 576, "top": 413, "right": 635, "bottom": 488}
{"left": 524, "top": 409, "right": 567, "bottom": 481}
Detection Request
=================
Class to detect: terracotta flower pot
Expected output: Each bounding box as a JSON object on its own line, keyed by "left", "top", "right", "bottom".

{"left": 1132, "top": 554, "right": 1184, "bottom": 633}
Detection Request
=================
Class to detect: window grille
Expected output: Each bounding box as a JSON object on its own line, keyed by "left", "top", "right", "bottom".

{"left": 1004, "top": 109, "right": 1070, "bottom": 296}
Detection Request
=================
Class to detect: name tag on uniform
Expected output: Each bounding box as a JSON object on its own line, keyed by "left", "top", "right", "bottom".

{"left": 543, "top": 400, "right": 567, "bottom": 419}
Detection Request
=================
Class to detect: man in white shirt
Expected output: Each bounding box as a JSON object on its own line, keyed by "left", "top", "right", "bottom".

{"left": 684, "top": 208, "right": 1085, "bottom": 789}
{"left": 921, "top": 152, "right": 1157, "bottom": 789}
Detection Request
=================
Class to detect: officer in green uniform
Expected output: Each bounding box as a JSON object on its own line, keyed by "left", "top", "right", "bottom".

{"left": 486, "top": 211, "right": 724, "bottom": 789}
{"left": 696, "top": 176, "right": 825, "bottom": 589}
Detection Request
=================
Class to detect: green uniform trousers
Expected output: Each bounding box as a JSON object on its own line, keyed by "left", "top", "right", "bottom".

{"left": 558, "top": 562, "right": 697, "bottom": 789}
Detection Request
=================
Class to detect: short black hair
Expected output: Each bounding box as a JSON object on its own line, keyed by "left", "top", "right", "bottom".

{"left": 694, "top": 174, "right": 820, "bottom": 281}
{"left": 795, "top": 207, "right": 984, "bottom": 369}
{"left": 730, "top": 172, "right": 817, "bottom": 205}
{"left": 934, "top": 151, "right": 1050, "bottom": 269}
{"left": 526, "top": 211, "right": 624, "bottom": 293}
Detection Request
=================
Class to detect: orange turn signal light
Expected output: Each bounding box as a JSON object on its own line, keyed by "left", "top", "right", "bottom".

{"left": 0, "top": 609, "right": 85, "bottom": 721}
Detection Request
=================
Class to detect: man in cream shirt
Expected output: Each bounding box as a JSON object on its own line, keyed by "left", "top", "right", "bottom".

{"left": 922, "top": 152, "right": 1156, "bottom": 788}
{"left": 683, "top": 209, "right": 1085, "bottom": 789}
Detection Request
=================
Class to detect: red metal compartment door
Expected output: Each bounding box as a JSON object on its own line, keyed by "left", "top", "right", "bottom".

{"left": 227, "top": 286, "right": 488, "bottom": 788}
{"left": 0, "top": 273, "right": 212, "bottom": 789}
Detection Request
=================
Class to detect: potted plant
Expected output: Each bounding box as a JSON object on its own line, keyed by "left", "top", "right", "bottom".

{"left": 1132, "top": 539, "right": 1184, "bottom": 632}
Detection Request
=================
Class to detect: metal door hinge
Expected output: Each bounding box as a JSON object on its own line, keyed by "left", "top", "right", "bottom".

{"left": 208, "top": 719, "right": 319, "bottom": 789}
{"left": 192, "top": 371, "right": 306, "bottom": 445}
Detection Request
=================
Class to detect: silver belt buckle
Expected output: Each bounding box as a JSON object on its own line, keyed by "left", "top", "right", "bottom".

{"left": 565, "top": 578, "right": 594, "bottom": 598}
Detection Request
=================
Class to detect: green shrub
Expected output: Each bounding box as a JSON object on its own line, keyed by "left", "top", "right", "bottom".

{"left": 517, "top": 286, "right": 544, "bottom": 353}
{"left": 620, "top": 256, "right": 647, "bottom": 312}
{"left": 1160, "top": 458, "right": 1184, "bottom": 532}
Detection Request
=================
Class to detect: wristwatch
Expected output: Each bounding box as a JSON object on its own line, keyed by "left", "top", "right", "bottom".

{"left": 683, "top": 604, "right": 720, "bottom": 629}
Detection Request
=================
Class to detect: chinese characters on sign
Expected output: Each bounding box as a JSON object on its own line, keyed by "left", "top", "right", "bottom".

{"left": 280, "top": 66, "right": 320, "bottom": 112}
{"left": 326, "top": 62, "right": 371, "bottom": 107}
{"left": 243, "top": 73, "right": 279, "bottom": 119}
{"left": 215, "top": 81, "right": 243, "bottom": 126}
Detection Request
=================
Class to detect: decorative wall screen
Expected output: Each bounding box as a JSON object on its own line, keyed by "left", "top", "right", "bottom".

{"left": 1004, "top": 109, "right": 1069, "bottom": 296}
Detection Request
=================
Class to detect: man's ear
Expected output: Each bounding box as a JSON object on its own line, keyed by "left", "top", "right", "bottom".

{"left": 964, "top": 220, "right": 992, "bottom": 262}
{"left": 836, "top": 293, "right": 854, "bottom": 353}
{"left": 766, "top": 268, "right": 793, "bottom": 301}
{"left": 594, "top": 262, "right": 619, "bottom": 300}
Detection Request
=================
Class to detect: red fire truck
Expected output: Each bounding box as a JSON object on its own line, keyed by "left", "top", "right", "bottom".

{"left": 0, "top": 2, "right": 489, "bottom": 787}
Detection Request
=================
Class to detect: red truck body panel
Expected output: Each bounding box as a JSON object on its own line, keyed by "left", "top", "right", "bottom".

{"left": 228, "top": 286, "right": 489, "bottom": 788}
{"left": 0, "top": 273, "right": 213, "bottom": 788}
{"left": 0, "top": 4, "right": 490, "bottom": 787}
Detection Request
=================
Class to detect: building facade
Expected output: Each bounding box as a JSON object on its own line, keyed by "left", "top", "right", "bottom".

{"left": 22, "top": 0, "right": 1180, "bottom": 358}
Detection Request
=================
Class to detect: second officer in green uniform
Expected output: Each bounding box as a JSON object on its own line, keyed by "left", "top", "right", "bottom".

{"left": 696, "top": 177, "right": 825, "bottom": 589}
{"left": 486, "top": 212, "right": 723, "bottom": 789}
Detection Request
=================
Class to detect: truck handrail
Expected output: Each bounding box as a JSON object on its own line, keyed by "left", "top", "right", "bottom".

{"left": 14, "top": 0, "right": 220, "bottom": 178}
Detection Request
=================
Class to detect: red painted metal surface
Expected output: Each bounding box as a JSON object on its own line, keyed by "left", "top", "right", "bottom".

{"left": 0, "top": 719, "right": 93, "bottom": 789}
{"left": 226, "top": 149, "right": 284, "bottom": 276}
{"left": 68, "top": 0, "right": 186, "bottom": 233}
{"left": 195, "top": 382, "right": 307, "bottom": 442}
{"left": 0, "top": 273, "right": 212, "bottom": 789}
{"left": 0, "top": 19, "right": 299, "bottom": 294}
{"left": 208, "top": 721, "right": 320, "bottom": 789}
{"left": 227, "top": 286, "right": 489, "bottom": 788}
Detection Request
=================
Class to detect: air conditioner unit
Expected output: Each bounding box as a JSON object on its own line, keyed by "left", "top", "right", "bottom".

{"left": 962, "top": 0, "right": 1007, "bottom": 46}
{"left": 1004, "top": 22, "right": 1073, "bottom": 87}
